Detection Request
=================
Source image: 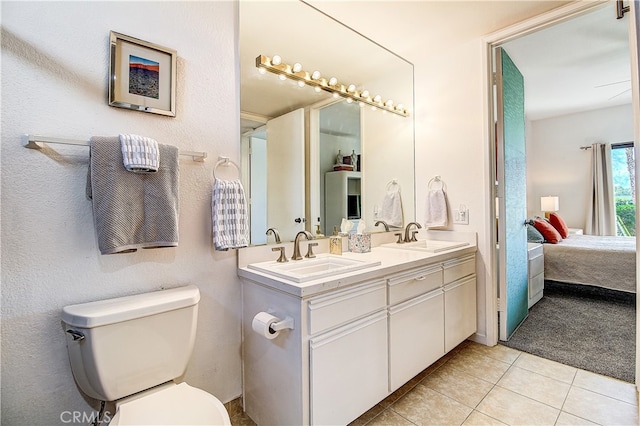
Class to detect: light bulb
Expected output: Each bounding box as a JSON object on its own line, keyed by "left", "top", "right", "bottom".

{"left": 396, "top": 103, "right": 404, "bottom": 111}
{"left": 347, "top": 84, "right": 356, "bottom": 92}
{"left": 314, "top": 86, "right": 321, "bottom": 93}
{"left": 258, "top": 67, "right": 266, "bottom": 75}
{"left": 328, "top": 77, "right": 338, "bottom": 86}
{"left": 385, "top": 100, "right": 394, "bottom": 107}
{"left": 359, "top": 101, "right": 365, "bottom": 107}
{"left": 271, "top": 55, "right": 282, "bottom": 65}
{"left": 346, "top": 97, "right": 353, "bottom": 103}
{"left": 297, "top": 80, "right": 305, "bottom": 88}
{"left": 311, "top": 70, "right": 321, "bottom": 80}
{"left": 371, "top": 106, "right": 377, "bottom": 111}
{"left": 278, "top": 74, "right": 286, "bottom": 81}
{"left": 361, "top": 90, "right": 370, "bottom": 98}
{"left": 292, "top": 63, "right": 302, "bottom": 73}
{"left": 333, "top": 92, "right": 339, "bottom": 98}
{"left": 373, "top": 95, "right": 382, "bottom": 103}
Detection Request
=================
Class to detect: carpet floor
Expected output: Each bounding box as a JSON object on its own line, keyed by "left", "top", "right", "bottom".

{"left": 501, "top": 281, "right": 636, "bottom": 383}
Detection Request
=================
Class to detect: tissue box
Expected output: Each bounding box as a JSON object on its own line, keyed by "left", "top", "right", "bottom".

{"left": 348, "top": 233, "right": 371, "bottom": 253}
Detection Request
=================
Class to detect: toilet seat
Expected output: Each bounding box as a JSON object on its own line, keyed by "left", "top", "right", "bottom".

{"left": 110, "top": 382, "right": 231, "bottom": 425}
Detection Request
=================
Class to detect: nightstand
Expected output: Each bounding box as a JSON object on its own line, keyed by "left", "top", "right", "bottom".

{"left": 527, "top": 243, "right": 544, "bottom": 308}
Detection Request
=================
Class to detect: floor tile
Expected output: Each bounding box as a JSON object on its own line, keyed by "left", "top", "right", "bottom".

{"left": 476, "top": 386, "right": 560, "bottom": 425}
{"left": 462, "top": 410, "right": 507, "bottom": 425}
{"left": 514, "top": 352, "right": 577, "bottom": 384}
{"left": 421, "top": 363, "right": 494, "bottom": 408}
{"left": 562, "top": 386, "right": 639, "bottom": 426}
{"left": 348, "top": 403, "right": 385, "bottom": 426}
{"left": 446, "top": 348, "right": 511, "bottom": 384}
{"left": 464, "top": 341, "right": 521, "bottom": 364}
{"left": 391, "top": 384, "right": 473, "bottom": 425}
{"left": 497, "top": 365, "right": 570, "bottom": 409}
{"left": 554, "top": 411, "right": 598, "bottom": 425}
{"left": 367, "top": 409, "right": 415, "bottom": 426}
{"left": 572, "top": 369, "right": 638, "bottom": 405}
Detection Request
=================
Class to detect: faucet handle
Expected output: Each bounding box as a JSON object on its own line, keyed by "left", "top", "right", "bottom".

{"left": 305, "top": 242, "right": 318, "bottom": 258}
{"left": 394, "top": 233, "right": 404, "bottom": 244}
{"left": 272, "top": 246, "right": 288, "bottom": 263}
{"left": 410, "top": 230, "right": 419, "bottom": 242}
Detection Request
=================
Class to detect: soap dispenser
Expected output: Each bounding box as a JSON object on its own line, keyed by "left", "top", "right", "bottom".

{"left": 329, "top": 226, "right": 342, "bottom": 255}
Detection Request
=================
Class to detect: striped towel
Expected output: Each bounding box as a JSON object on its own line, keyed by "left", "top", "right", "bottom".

{"left": 212, "top": 179, "right": 249, "bottom": 250}
{"left": 120, "top": 134, "right": 160, "bottom": 173}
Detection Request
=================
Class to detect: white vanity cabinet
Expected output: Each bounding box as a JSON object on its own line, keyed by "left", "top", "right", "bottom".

{"left": 443, "top": 255, "right": 477, "bottom": 352}
{"left": 388, "top": 266, "right": 444, "bottom": 391}
{"left": 307, "top": 280, "right": 388, "bottom": 425}
{"left": 240, "top": 249, "right": 477, "bottom": 425}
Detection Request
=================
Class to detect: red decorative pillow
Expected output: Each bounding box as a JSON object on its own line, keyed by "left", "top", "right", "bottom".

{"left": 533, "top": 218, "right": 563, "bottom": 244}
{"left": 548, "top": 212, "right": 569, "bottom": 239}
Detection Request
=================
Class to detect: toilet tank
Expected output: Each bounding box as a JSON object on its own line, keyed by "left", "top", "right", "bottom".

{"left": 62, "top": 285, "right": 200, "bottom": 401}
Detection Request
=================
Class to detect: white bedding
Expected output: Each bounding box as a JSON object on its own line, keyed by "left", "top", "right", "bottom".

{"left": 543, "top": 234, "right": 636, "bottom": 293}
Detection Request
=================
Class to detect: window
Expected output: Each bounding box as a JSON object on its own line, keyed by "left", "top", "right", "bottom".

{"left": 611, "top": 142, "right": 635, "bottom": 236}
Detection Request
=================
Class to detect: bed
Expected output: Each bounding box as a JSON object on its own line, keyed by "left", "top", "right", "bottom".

{"left": 543, "top": 234, "right": 636, "bottom": 293}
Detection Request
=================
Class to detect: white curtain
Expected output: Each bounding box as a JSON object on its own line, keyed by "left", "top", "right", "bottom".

{"left": 585, "top": 143, "right": 616, "bottom": 235}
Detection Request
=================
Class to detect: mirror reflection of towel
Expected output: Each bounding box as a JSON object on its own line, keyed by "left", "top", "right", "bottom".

{"left": 379, "top": 184, "right": 403, "bottom": 228}
{"left": 425, "top": 189, "right": 448, "bottom": 228}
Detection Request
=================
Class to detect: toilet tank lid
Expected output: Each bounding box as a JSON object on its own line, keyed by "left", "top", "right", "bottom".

{"left": 62, "top": 285, "right": 200, "bottom": 329}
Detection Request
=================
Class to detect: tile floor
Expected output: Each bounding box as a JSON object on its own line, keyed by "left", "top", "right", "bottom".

{"left": 229, "top": 340, "right": 639, "bottom": 425}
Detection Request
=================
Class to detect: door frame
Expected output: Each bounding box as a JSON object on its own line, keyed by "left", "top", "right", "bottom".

{"left": 482, "top": 0, "right": 640, "bottom": 386}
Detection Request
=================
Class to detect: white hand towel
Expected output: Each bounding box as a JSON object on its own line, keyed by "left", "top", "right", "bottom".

{"left": 212, "top": 179, "right": 249, "bottom": 250}
{"left": 379, "top": 184, "right": 403, "bottom": 228}
{"left": 120, "top": 134, "right": 160, "bottom": 173}
{"left": 425, "top": 189, "right": 448, "bottom": 228}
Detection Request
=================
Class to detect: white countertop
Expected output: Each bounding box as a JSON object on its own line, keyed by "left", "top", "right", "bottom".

{"left": 238, "top": 241, "right": 477, "bottom": 298}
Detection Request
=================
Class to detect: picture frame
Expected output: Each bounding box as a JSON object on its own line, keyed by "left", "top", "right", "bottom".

{"left": 109, "top": 31, "right": 177, "bottom": 117}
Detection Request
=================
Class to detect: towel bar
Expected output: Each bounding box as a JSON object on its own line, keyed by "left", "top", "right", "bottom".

{"left": 24, "top": 134, "right": 207, "bottom": 162}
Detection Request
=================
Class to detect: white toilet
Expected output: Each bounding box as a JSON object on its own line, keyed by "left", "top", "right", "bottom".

{"left": 62, "top": 285, "right": 231, "bottom": 425}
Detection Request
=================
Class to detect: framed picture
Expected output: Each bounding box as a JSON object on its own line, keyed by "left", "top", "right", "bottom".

{"left": 109, "top": 31, "right": 176, "bottom": 117}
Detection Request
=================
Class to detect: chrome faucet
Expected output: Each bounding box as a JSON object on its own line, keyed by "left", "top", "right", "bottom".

{"left": 266, "top": 227, "right": 281, "bottom": 243}
{"left": 403, "top": 222, "right": 422, "bottom": 243}
{"left": 292, "top": 231, "right": 314, "bottom": 260}
{"left": 374, "top": 220, "right": 390, "bottom": 232}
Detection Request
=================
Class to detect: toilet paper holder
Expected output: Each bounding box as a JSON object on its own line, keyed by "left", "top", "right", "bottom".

{"left": 269, "top": 316, "right": 294, "bottom": 333}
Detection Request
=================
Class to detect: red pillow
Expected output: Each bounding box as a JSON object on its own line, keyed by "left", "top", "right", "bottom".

{"left": 533, "top": 218, "right": 563, "bottom": 244}
{"left": 548, "top": 212, "right": 569, "bottom": 239}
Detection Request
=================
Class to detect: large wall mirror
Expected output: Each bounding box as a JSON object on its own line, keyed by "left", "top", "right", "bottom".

{"left": 240, "top": 0, "right": 415, "bottom": 245}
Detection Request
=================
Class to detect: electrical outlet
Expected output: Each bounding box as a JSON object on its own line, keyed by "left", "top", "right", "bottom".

{"left": 454, "top": 208, "right": 469, "bottom": 225}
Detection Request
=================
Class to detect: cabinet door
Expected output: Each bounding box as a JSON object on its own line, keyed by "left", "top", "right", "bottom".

{"left": 444, "top": 275, "right": 477, "bottom": 352}
{"left": 389, "top": 289, "right": 444, "bottom": 391}
{"left": 310, "top": 311, "right": 388, "bottom": 426}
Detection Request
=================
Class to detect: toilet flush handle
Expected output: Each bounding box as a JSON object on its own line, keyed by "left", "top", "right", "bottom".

{"left": 66, "top": 329, "right": 85, "bottom": 341}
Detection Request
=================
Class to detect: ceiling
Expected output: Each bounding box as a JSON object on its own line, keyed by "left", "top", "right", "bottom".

{"left": 503, "top": 2, "right": 632, "bottom": 121}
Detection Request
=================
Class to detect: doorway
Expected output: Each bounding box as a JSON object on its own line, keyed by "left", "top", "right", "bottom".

{"left": 486, "top": 1, "right": 639, "bottom": 385}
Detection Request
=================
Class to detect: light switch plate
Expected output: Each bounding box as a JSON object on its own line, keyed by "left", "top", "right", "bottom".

{"left": 454, "top": 209, "right": 469, "bottom": 225}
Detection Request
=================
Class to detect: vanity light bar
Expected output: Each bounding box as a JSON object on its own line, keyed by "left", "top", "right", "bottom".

{"left": 256, "top": 54, "right": 409, "bottom": 117}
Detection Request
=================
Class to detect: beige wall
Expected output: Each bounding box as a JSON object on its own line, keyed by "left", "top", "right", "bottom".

{"left": 1, "top": 2, "right": 240, "bottom": 424}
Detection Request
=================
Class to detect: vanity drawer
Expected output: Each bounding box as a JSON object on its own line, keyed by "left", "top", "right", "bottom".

{"left": 307, "top": 280, "right": 386, "bottom": 335}
{"left": 443, "top": 254, "right": 476, "bottom": 284}
{"left": 388, "top": 265, "right": 443, "bottom": 305}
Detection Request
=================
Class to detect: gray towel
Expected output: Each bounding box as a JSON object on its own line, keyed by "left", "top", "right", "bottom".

{"left": 86, "top": 136, "right": 179, "bottom": 254}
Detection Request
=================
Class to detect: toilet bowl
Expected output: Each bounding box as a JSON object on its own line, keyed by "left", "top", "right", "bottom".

{"left": 62, "top": 285, "right": 231, "bottom": 425}
{"left": 110, "top": 382, "right": 230, "bottom": 425}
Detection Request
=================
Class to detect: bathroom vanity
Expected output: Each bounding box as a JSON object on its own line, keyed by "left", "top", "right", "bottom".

{"left": 237, "top": 234, "right": 476, "bottom": 425}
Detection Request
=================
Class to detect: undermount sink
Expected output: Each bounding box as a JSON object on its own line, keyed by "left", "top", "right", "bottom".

{"left": 382, "top": 239, "right": 469, "bottom": 253}
{"left": 247, "top": 254, "right": 381, "bottom": 283}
